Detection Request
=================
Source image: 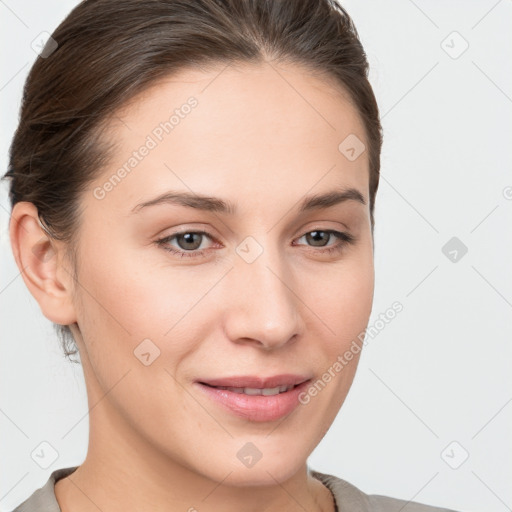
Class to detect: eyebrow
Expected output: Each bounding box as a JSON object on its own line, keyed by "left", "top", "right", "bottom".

{"left": 131, "top": 187, "right": 366, "bottom": 215}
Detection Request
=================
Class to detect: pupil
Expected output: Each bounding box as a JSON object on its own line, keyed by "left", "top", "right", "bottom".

{"left": 308, "top": 231, "right": 327, "bottom": 246}
{"left": 180, "top": 233, "right": 201, "bottom": 250}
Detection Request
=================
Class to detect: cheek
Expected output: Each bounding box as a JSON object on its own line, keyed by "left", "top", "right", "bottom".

{"left": 74, "top": 244, "right": 224, "bottom": 387}
{"left": 305, "top": 251, "right": 374, "bottom": 341}
{"left": 78, "top": 242, "right": 211, "bottom": 338}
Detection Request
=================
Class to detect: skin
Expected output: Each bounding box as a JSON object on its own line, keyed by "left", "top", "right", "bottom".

{"left": 10, "top": 59, "right": 374, "bottom": 512}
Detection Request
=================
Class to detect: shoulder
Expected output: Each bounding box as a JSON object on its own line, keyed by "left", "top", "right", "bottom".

{"left": 310, "top": 469, "right": 462, "bottom": 512}
{"left": 10, "top": 466, "right": 79, "bottom": 512}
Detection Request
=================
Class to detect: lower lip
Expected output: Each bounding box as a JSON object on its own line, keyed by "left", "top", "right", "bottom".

{"left": 195, "top": 380, "right": 311, "bottom": 422}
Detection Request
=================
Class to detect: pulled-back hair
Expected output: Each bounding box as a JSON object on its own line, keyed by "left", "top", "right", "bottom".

{"left": 3, "top": 0, "right": 382, "bottom": 362}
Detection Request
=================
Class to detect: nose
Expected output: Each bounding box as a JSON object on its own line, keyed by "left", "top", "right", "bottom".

{"left": 222, "top": 243, "right": 303, "bottom": 351}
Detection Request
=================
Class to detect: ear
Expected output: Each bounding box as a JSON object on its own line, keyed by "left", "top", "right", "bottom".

{"left": 9, "top": 201, "right": 78, "bottom": 326}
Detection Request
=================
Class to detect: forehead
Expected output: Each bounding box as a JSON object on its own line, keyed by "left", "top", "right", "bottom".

{"left": 90, "top": 61, "right": 369, "bottom": 215}
{"left": 113, "top": 61, "right": 366, "bottom": 143}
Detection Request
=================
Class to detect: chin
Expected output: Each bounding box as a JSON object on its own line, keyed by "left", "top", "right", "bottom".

{"left": 219, "top": 462, "right": 306, "bottom": 488}
{"left": 210, "top": 440, "right": 309, "bottom": 487}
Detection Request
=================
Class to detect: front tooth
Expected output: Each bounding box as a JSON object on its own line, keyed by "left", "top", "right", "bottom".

{"left": 221, "top": 386, "right": 295, "bottom": 395}
{"left": 243, "top": 387, "right": 263, "bottom": 395}
{"left": 225, "top": 387, "right": 244, "bottom": 393}
{"left": 262, "top": 386, "right": 281, "bottom": 396}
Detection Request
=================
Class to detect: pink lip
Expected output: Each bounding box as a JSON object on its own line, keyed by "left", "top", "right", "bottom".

{"left": 195, "top": 374, "right": 312, "bottom": 422}
{"left": 198, "top": 374, "right": 311, "bottom": 389}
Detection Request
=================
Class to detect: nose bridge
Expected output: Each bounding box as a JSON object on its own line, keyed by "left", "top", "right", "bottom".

{"left": 224, "top": 235, "right": 301, "bottom": 349}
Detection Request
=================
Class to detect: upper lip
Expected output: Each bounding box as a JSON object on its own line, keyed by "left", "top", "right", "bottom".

{"left": 198, "top": 374, "right": 312, "bottom": 389}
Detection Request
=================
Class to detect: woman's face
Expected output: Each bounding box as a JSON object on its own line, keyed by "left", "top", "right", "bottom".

{"left": 68, "top": 61, "right": 374, "bottom": 484}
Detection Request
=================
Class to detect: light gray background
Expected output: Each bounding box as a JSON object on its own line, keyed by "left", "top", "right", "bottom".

{"left": 1, "top": 1, "right": 511, "bottom": 511}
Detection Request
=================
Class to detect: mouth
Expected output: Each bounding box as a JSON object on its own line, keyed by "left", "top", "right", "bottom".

{"left": 195, "top": 374, "right": 312, "bottom": 422}
{"left": 200, "top": 382, "right": 301, "bottom": 396}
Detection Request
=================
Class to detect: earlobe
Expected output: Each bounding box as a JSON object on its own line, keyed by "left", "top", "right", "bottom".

{"left": 9, "top": 201, "right": 78, "bottom": 326}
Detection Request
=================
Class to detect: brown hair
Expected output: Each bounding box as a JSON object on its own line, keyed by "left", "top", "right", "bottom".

{"left": 2, "top": 0, "right": 382, "bottom": 363}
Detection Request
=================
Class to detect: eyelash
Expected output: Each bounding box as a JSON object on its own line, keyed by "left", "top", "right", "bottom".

{"left": 155, "top": 229, "right": 356, "bottom": 259}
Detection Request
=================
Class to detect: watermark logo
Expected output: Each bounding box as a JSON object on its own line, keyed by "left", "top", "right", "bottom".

{"left": 237, "top": 442, "right": 263, "bottom": 468}
{"left": 441, "top": 31, "right": 469, "bottom": 60}
{"left": 31, "top": 441, "right": 59, "bottom": 469}
{"left": 134, "top": 338, "right": 161, "bottom": 366}
{"left": 31, "top": 31, "right": 58, "bottom": 58}
{"left": 338, "top": 134, "right": 366, "bottom": 162}
{"left": 440, "top": 440, "right": 469, "bottom": 469}
{"left": 442, "top": 236, "right": 468, "bottom": 263}
{"left": 236, "top": 236, "right": 264, "bottom": 264}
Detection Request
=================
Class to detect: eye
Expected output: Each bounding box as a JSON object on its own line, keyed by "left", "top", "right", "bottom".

{"left": 294, "top": 229, "right": 356, "bottom": 255}
{"left": 155, "top": 230, "right": 215, "bottom": 258}
{"left": 155, "top": 228, "right": 356, "bottom": 259}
